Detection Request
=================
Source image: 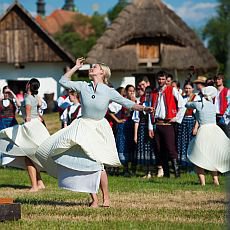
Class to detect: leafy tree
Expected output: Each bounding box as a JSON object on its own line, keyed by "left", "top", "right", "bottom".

{"left": 202, "top": 0, "right": 230, "bottom": 72}
{"left": 107, "top": 0, "right": 129, "bottom": 22}
{"left": 91, "top": 12, "right": 106, "bottom": 37}
{"left": 54, "top": 13, "right": 106, "bottom": 58}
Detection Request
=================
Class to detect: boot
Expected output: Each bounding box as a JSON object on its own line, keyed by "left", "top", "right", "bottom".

{"left": 163, "top": 161, "right": 170, "bottom": 178}
{"left": 172, "top": 159, "right": 180, "bottom": 178}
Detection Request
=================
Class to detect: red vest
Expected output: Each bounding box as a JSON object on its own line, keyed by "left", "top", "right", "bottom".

{"left": 152, "top": 86, "right": 178, "bottom": 120}
{"left": 185, "top": 94, "right": 196, "bottom": 116}
{"left": 219, "top": 87, "right": 228, "bottom": 115}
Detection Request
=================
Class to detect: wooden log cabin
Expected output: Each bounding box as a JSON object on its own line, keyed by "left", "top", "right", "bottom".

{"left": 0, "top": 1, "right": 74, "bottom": 100}
{"left": 87, "top": 0, "right": 218, "bottom": 88}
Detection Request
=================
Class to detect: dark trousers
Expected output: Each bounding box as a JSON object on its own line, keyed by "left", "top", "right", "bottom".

{"left": 216, "top": 115, "right": 230, "bottom": 138}
{"left": 155, "top": 124, "right": 178, "bottom": 166}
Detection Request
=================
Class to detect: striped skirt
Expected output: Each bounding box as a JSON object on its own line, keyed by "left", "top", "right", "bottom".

{"left": 177, "top": 116, "right": 195, "bottom": 165}
{"left": 187, "top": 123, "right": 230, "bottom": 173}
{"left": 115, "top": 119, "right": 135, "bottom": 165}
{"left": 0, "top": 117, "right": 18, "bottom": 131}
{"left": 36, "top": 117, "right": 121, "bottom": 193}
{"left": 0, "top": 118, "right": 50, "bottom": 169}
{"left": 135, "top": 122, "right": 155, "bottom": 166}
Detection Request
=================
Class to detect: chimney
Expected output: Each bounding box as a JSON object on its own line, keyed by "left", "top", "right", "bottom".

{"left": 37, "top": 0, "right": 45, "bottom": 16}
{"left": 62, "top": 0, "right": 75, "bottom": 11}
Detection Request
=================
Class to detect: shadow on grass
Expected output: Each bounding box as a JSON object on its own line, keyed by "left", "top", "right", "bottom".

{"left": 15, "top": 198, "right": 89, "bottom": 207}
{"left": 0, "top": 184, "right": 30, "bottom": 189}
{"left": 143, "top": 179, "right": 200, "bottom": 185}
{"left": 206, "top": 199, "right": 228, "bottom": 205}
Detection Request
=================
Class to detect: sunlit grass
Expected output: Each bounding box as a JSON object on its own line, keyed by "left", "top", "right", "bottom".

{"left": 5, "top": 112, "right": 228, "bottom": 229}
{"left": 0, "top": 167, "right": 227, "bottom": 229}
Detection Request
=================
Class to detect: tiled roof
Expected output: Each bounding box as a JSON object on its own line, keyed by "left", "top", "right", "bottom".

{"left": 36, "top": 9, "right": 94, "bottom": 37}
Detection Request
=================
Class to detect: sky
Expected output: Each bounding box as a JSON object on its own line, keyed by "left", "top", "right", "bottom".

{"left": 0, "top": 0, "right": 219, "bottom": 28}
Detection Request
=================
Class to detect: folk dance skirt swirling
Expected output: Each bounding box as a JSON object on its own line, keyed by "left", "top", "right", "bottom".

{"left": 187, "top": 123, "right": 230, "bottom": 173}
{"left": 36, "top": 117, "right": 121, "bottom": 193}
{"left": 0, "top": 118, "right": 50, "bottom": 169}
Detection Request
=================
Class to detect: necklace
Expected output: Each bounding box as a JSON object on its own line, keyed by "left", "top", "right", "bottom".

{"left": 91, "top": 82, "right": 98, "bottom": 99}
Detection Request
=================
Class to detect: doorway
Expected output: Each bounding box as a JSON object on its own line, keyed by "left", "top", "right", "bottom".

{"left": 7, "top": 80, "right": 27, "bottom": 95}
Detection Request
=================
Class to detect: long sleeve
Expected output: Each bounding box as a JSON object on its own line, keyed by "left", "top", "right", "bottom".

{"left": 132, "top": 110, "right": 140, "bottom": 123}
{"left": 109, "top": 88, "right": 135, "bottom": 109}
{"left": 59, "top": 75, "right": 84, "bottom": 92}
{"left": 60, "top": 108, "right": 68, "bottom": 123}
{"left": 172, "top": 87, "right": 186, "bottom": 124}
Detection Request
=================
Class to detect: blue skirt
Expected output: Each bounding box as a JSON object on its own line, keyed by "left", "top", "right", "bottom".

{"left": 115, "top": 119, "right": 135, "bottom": 165}
{"left": 177, "top": 116, "right": 195, "bottom": 166}
{"left": 135, "top": 123, "right": 155, "bottom": 166}
{"left": 0, "top": 117, "right": 18, "bottom": 130}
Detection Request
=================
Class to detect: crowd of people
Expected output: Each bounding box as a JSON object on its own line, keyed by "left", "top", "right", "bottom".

{"left": 0, "top": 58, "right": 229, "bottom": 207}
{"left": 105, "top": 72, "right": 230, "bottom": 184}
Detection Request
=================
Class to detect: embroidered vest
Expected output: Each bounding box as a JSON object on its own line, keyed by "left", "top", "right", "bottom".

{"left": 0, "top": 99, "right": 16, "bottom": 118}
{"left": 67, "top": 104, "right": 81, "bottom": 125}
{"left": 219, "top": 87, "right": 228, "bottom": 115}
{"left": 152, "top": 86, "right": 178, "bottom": 120}
{"left": 184, "top": 94, "right": 196, "bottom": 116}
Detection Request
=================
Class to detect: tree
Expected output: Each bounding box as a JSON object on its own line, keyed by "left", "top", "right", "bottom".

{"left": 54, "top": 13, "right": 106, "bottom": 58}
{"left": 202, "top": 0, "right": 230, "bottom": 72}
{"left": 107, "top": 0, "right": 129, "bottom": 22}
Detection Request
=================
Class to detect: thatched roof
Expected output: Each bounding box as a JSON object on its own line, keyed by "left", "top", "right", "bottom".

{"left": 87, "top": 0, "right": 218, "bottom": 72}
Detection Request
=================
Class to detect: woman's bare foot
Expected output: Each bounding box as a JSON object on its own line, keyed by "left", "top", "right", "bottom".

{"left": 29, "top": 187, "right": 39, "bottom": 192}
{"left": 37, "top": 180, "right": 45, "bottom": 190}
{"left": 89, "top": 201, "right": 99, "bottom": 208}
{"left": 103, "top": 200, "right": 110, "bottom": 207}
{"left": 213, "top": 179, "right": 220, "bottom": 186}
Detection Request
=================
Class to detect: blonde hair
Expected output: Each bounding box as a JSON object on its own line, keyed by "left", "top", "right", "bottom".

{"left": 98, "top": 63, "right": 111, "bottom": 85}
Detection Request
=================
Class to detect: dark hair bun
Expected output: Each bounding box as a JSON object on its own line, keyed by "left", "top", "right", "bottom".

{"left": 28, "top": 78, "right": 40, "bottom": 95}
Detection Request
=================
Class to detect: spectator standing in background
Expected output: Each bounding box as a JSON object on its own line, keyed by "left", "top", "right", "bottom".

{"left": 0, "top": 86, "right": 21, "bottom": 130}
{"left": 214, "top": 73, "right": 230, "bottom": 137}
{"left": 150, "top": 71, "right": 185, "bottom": 178}
{"left": 61, "top": 91, "right": 81, "bottom": 128}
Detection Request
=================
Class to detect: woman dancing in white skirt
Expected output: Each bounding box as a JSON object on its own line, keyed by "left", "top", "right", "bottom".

{"left": 36, "top": 57, "right": 153, "bottom": 207}
{"left": 186, "top": 86, "right": 230, "bottom": 186}
{"left": 0, "top": 78, "right": 50, "bottom": 192}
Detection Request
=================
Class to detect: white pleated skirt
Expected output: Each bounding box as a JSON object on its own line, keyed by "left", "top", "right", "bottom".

{"left": 36, "top": 117, "right": 121, "bottom": 193}
{"left": 187, "top": 123, "right": 230, "bottom": 173}
{"left": 0, "top": 118, "right": 50, "bottom": 170}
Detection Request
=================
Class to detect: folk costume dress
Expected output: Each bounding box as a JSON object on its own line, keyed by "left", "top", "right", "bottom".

{"left": 35, "top": 76, "right": 135, "bottom": 193}
{"left": 115, "top": 106, "right": 135, "bottom": 165}
{"left": 0, "top": 98, "right": 18, "bottom": 130}
{"left": 177, "top": 94, "right": 197, "bottom": 166}
{"left": 0, "top": 94, "right": 50, "bottom": 169}
{"left": 60, "top": 102, "right": 82, "bottom": 126}
{"left": 186, "top": 95, "right": 230, "bottom": 173}
{"left": 132, "top": 98, "right": 155, "bottom": 167}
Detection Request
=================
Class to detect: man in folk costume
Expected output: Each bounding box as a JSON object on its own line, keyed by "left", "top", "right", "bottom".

{"left": 214, "top": 73, "right": 230, "bottom": 137}
{"left": 149, "top": 71, "right": 185, "bottom": 177}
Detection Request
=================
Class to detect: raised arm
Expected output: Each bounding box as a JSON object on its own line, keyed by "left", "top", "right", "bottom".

{"left": 59, "top": 57, "right": 85, "bottom": 91}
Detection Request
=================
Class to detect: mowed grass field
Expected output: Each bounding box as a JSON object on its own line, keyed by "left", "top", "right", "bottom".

{"left": 0, "top": 112, "right": 228, "bottom": 229}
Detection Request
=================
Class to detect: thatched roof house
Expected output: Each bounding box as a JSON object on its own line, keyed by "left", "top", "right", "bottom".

{"left": 87, "top": 0, "right": 218, "bottom": 87}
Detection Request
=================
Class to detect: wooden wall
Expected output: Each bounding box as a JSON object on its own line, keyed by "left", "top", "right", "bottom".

{"left": 0, "top": 9, "right": 63, "bottom": 64}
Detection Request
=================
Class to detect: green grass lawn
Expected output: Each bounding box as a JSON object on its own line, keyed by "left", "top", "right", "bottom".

{"left": 2, "top": 112, "right": 227, "bottom": 229}
{"left": 0, "top": 167, "right": 227, "bottom": 229}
